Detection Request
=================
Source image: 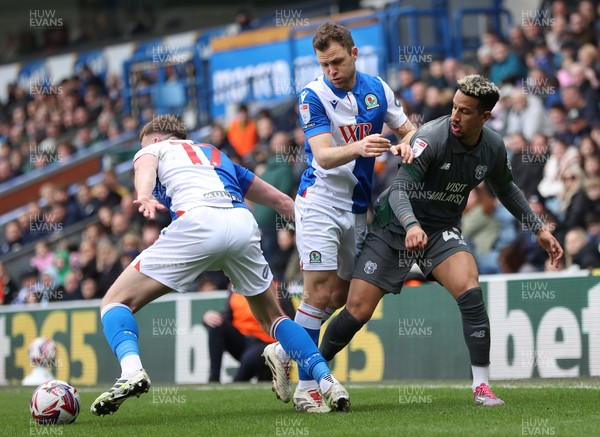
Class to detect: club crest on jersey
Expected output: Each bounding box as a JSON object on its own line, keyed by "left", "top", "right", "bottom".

{"left": 309, "top": 250, "right": 321, "bottom": 263}
{"left": 365, "top": 93, "right": 379, "bottom": 109}
{"left": 300, "top": 103, "right": 310, "bottom": 124}
{"left": 475, "top": 165, "right": 488, "bottom": 180}
{"left": 363, "top": 261, "right": 377, "bottom": 274}
{"left": 412, "top": 138, "right": 428, "bottom": 158}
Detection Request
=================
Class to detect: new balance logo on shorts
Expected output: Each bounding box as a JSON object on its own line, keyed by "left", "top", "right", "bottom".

{"left": 470, "top": 330, "right": 486, "bottom": 338}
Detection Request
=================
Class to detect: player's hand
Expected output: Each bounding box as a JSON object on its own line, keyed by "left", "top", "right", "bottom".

{"left": 536, "top": 227, "right": 564, "bottom": 268}
{"left": 355, "top": 134, "right": 391, "bottom": 158}
{"left": 405, "top": 226, "right": 428, "bottom": 251}
{"left": 134, "top": 195, "right": 166, "bottom": 220}
{"left": 390, "top": 142, "right": 414, "bottom": 164}
{"left": 203, "top": 310, "right": 224, "bottom": 328}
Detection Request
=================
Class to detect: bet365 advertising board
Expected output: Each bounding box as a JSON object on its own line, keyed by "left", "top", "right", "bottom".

{"left": 1, "top": 273, "right": 598, "bottom": 385}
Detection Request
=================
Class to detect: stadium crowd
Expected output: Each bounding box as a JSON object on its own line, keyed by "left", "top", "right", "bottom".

{"left": 1, "top": 0, "right": 600, "bottom": 306}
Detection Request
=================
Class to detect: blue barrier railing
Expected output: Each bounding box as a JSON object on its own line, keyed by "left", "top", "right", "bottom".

{"left": 385, "top": 3, "right": 452, "bottom": 77}
{"left": 453, "top": 4, "right": 513, "bottom": 58}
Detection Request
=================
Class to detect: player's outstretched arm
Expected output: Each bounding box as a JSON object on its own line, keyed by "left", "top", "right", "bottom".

{"left": 389, "top": 119, "right": 417, "bottom": 164}
{"left": 245, "top": 176, "right": 295, "bottom": 221}
{"left": 310, "top": 132, "right": 391, "bottom": 170}
{"left": 133, "top": 154, "right": 166, "bottom": 220}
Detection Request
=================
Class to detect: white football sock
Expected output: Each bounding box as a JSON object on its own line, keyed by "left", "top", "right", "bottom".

{"left": 120, "top": 354, "right": 143, "bottom": 378}
{"left": 471, "top": 365, "right": 489, "bottom": 391}
{"left": 318, "top": 374, "right": 335, "bottom": 394}
{"left": 297, "top": 379, "right": 319, "bottom": 391}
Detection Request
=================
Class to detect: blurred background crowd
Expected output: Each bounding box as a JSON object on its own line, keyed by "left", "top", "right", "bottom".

{"left": 1, "top": 0, "right": 600, "bottom": 306}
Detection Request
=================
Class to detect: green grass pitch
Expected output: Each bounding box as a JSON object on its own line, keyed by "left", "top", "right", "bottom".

{"left": 6, "top": 379, "right": 600, "bottom": 436}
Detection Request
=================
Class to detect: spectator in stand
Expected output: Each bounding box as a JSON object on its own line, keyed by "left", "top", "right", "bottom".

{"left": 95, "top": 237, "right": 123, "bottom": 298}
{"left": 422, "top": 85, "right": 450, "bottom": 123}
{"left": 546, "top": 15, "right": 568, "bottom": 54}
{"left": 583, "top": 153, "right": 600, "bottom": 179}
{"left": 0, "top": 261, "right": 18, "bottom": 304}
{"left": 141, "top": 221, "right": 161, "bottom": 249}
{"left": 538, "top": 138, "right": 580, "bottom": 205}
{"left": 489, "top": 40, "right": 527, "bottom": 85}
{"left": 75, "top": 183, "right": 100, "bottom": 219}
{"left": 565, "top": 108, "right": 592, "bottom": 147}
{"left": 509, "top": 26, "right": 533, "bottom": 62}
{"left": 1, "top": 220, "right": 24, "bottom": 256}
{"left": 395, "top": 68, "right": 417, "bottom": 102}
{"left": 508, "top": 133, "right": 547, "bottom": 196}
{"left": 102, "top": 169, "right": 129, "bottom": 199}
{"left": 506, "top": 89, "right": 552, "bottom": 140}
{"left": 572, "top": 212, "right": 600, "bottom": 269}
{"left": 252, "top": 131, "right": 295, "bottom": 265}
{"left": 425, "top": 60, "right": 447, "bottom": 90}
{"left": 559, "top": 165, "right": 591, "bottom": 232}
{"left": 566, "top": 11, "right": 596, "bottom": 48}
{"left": 80, "top": 277, "right": 99, "bottom": 299}
{"left": 290, "top": 125, "right": 308, "bottom": 183}
{"left": 564, "top": 227, "right": 588, "bottom": 269}
{"left": 97, "top": 205, "right": 114, "bottom": 235}
{"left": 110, "top": 211, "right": 130, "bottom": 243}
{"left": 12, "top": 267, "right": 40, "bottom": 306}
{"left": 227, "top": 104, "right": 257, "bottom": 160}
{"left": 210, "top": 122, "right": 240, "bottom": 163}
{"left": 561, "top": 85, "right": 599, "bottom": 127}
{"left": 119, "top": 231, "right": 143, "bottom": 255}
{"left": 94, "top": 181, "right": 121, "bottom": 208}
{"left": 30, "top": 240, "right": 54, "bottom": 273}
{"left": 60, "top": 270, "right": 83, "bottom": 301}
{"left": 548, "top": 103, "right": 570, "bottom": 142}
{"left": 78, "top": 239, "right": 98, "bottom": 281}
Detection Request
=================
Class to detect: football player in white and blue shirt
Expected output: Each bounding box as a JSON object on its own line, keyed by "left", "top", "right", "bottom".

{"left": 273, "top": 22, "right": 416, "bottom": 412}
{"left": 91, "top": 116, "right": 352, "bottom": 416}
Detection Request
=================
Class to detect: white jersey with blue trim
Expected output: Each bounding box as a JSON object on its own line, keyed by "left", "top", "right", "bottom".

{"left": 133, "top": 139, "right": 255, "bottom": 220}
{"left": 298, "top": 71, "right": 408, "bottom": 213}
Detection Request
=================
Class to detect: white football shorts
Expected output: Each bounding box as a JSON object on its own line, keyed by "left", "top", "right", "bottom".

{"left": 131, "top": 206, "right": 272, "bottom": 296}
{"left": 294, "top": 195, "right": 367, "bottom": 281}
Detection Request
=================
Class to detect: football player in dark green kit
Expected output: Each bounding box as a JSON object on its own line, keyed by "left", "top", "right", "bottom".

{"left": 320, "top": 75, "right": 564, "bottom": 406}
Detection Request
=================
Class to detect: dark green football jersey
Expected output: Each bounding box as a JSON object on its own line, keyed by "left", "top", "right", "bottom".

{"left": 376, "top": 115, "right": 514, "bottom": 233}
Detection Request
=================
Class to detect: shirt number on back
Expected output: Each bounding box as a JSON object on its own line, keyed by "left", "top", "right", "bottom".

{"left": 170, "top": 141, "right": 220, "bottom": 166}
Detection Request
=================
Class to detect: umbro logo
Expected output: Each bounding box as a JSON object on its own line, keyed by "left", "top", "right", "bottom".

{"left": 439, "top": 163, "right": 451, "bottom": 170}
{"left": 470, "top": 330, "right": 486, "bottom": 338}
{"left": 331, "top": 100, "right": 338, "bottom": 110}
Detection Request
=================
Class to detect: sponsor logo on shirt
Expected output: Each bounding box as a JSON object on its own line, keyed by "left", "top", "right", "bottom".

{"left": 365, "top": 93, "right": 380, "bottom": 109}
{"left": 339, "top": 123, "right": 372, "bottom": 143}
{"left": 300, "top": 103, "right": 310, "bottom": 124}
{"left": 412, "top": 138, "right": 428, "bottom": 158}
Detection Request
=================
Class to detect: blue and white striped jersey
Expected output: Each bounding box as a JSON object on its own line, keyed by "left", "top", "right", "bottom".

{"left": 298, "top": 71, "right": 408, "bottom": 213}
{"left": 134, "top": 140, "right": 255, "bottom": 221}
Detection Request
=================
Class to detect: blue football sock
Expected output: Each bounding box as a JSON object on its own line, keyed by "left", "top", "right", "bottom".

{"left": 101, "top": 303, "right": 140, "bottom": 361}
{"left": 271, "top": 317, "right": 330, "bottom": 384}
{"left": 297, "top": 327, "right": 319, "bottom": 381}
